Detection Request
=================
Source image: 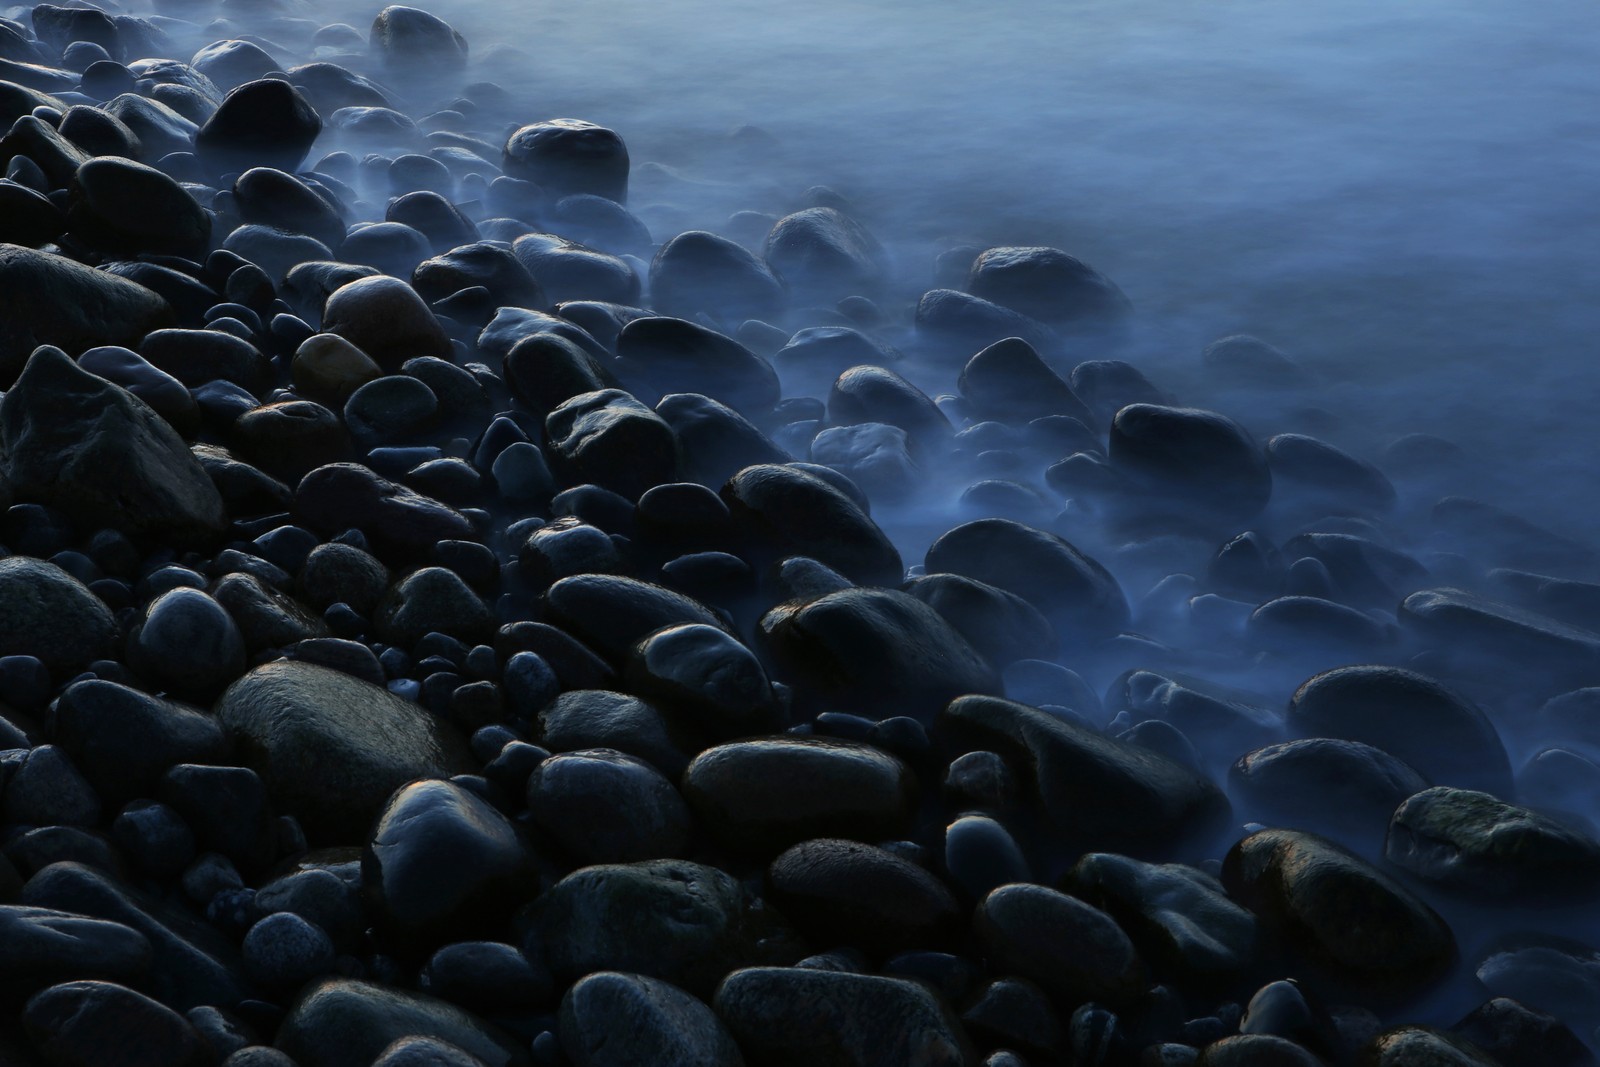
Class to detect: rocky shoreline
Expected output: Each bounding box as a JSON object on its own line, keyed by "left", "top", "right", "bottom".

{"left": 0, "top": 1, "right": 1596, "bottom": 1064}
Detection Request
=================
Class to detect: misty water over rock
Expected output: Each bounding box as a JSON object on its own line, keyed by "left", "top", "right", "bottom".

{"left": 0, "top": 0, "right": 1595, "bottom": 1063}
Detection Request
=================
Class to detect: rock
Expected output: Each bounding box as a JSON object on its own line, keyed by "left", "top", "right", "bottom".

{"left": 414, "top": 242, "right": 543, "bottom": 309}
{"left": 763, "top": 207, "right": 887, "bottom": 303}
{"left": 1109, "top": 404, "right": 1271, "bottom": 526}
{"left": 759, "top": 587, "right": 1000, "bottom": 721}
{"left": 904, "top": 573, "right": 1057, "bottom": 667}
{"left": 1229, "top": 738, "right": 1427, "bottom": 851}
{"left": 532, "top": 860, "right": 800, "bottom": 996}
{"left": 160, "top": 763, "right": 275, "bottom": 873}
{"left": 1222, "top": 829, "right": 1456, "bottom": 998}
{"left": 503, "top": 332, "right": 621, "bottom": 418}
{"left": 0, "top": 906, "right": 152, "bottom": 991}
{"left": 24, "top": 980, "right": 204, "bottom": 1067}
{"left": 369, "top": 6, "right": 469, "bottom": 72}
{"left": 650, "top": 230, "right": 784, "bottom": 323}
{"left": 1109, "top": 670, "right": 1279, "bottom": 758}
{"left": 1356, "top": 1027, "right": 1500, "bottom": 1067}
{"left": 234, "top": 167, "right": 348, "bottom": 250}
{"left": 129, "top": 587, "right": 247, "bottom": 700}
{"left": 958, "top": 336, "right": 1092, "bottom": 424}
{"left": 713, "top": 967, "right": 970, "bottom": 1067}
{"left": 974, "top": 882, "right": 1146, "bottom": 1007}
{"left": 213, "top": 570, "right": 327, "bottom": 650}
{"left": 1451, "top": 997, "right": 1595, "bottom": 1067}
{"left": 51, "top": 680, "right": 228, "bottom": 806}
{"left": 538, "top": 690, "right": 692, "bottom": 777}
{"left": 242, "top": 911, "right": 335, "bottom": 989}
{"left": 231, "top": 400, "right": 351, "bottom": 483}
{"left": 559, "top": 972, "right": 742, "bottom": 1067}
{"left": 722, "top": 464, "right": 902, "bottom": 587}
{"left": 1476, "top": 936, "right": 1600, "bottom": 1025}
{"left": 275, "top": 979, "right": 530, "bottom": 1067}
{"left": 828, "top": 364, "right": 950, "bottom": 445}
{"left": 1277, "top": 532, "right": 1427, "bottom": 608}
{"left": 215, "top": 661, "right": 476, "bottom": 843}
{"left": 943, "top": 812, "right": 1030, "bottom": 900}
{"left": 511, "top": 232, "right": 640, "bottom": 306}
{"left": 196, "top": 79, "right": 321, "bottom": 176}
{"left": 68, "top": 157, "right": 209, "bottom": 258}
{"left": 616, "top": 316, "right": 780, "bottom": 415}
{"left": 0, "top": 179, "right": 65, "bottom": 247}
{"left": 364, "top": 779, "right": 536, "bottom": 950}
{"left": 293, "top": 463, "right": 477, "bottom": 564}
{"left": 1247, "top": 595, "right": 1393, "bottom": 659}
{"left": 1198, "top": 1035, "right": 1324, "bottom": 1067}
{"left": 139, "top": 328, "right": 274, "bottom": 397}
{"left": 376, "top": 567, "right": 494, "bottom": 649}
{"left": 0, "top": 556, "right": 115, "bottom": 669}
{"left": 1433, "top": 496, "right": 1597, "bottom": 577}
{"left": 1200, "top": 335, "right": 1313, "bottom": 388}
{"left": 544, "top": 574, "right": 726, "bottom": 664}
{"left": 657, "top": 393, "right": 790, "bottom": 489}
{"left": 323, "top": 275, "right": 453, "bottom": 371}
{"left": 372, "top": 1037, "right": 489, "bottom": 1067}
{"left": 1385, "top": 786, "right": 1600, "bottom": 900}
{"left": 964, "top": 246, "right": 1131, "bottom": 331}
{"left": 0, "top": 246, "right": 173, "bottom": 386}
{"left": 545, "top": 389, "right": 681, "bottom": 500}
{"left": 189, "top": 39, "right": 275, "bottom": 93}
{"left": 527, "top": 749, "right": 691, "bottom": 864}
{"left": 1266, "top": 434, "right": 1396, "bottom": 513}
{"left": 3, "top": 744, "right": 100, "bottom": 828}
{"left": 21, "top": 862, "right": 249, "bottom": 1012}
{"left": 1, "top": 346, "right": 224, "bottom": 544}
{"left": 1286, "top": 665, "right": 1512, "bottom": 798}
{"left": 941, "top": 695, "right": 1231, "bottom": 861}
{"left": 766, "top": 838, "right": 960, "bottom": 955}
{"left": 924, "top": 518, "right": 1127, "bottom": 639}
{"left": 1067, "top": 853, "right": 1257, "bottom": 977}
{"left": 1399, "top": 587, "right": 1600, "bottom": 685}
{"left": 1070, "top": 359, "right": 1168, "bottom": 424}
{"left": 623, "top": 623, "right": 785, "bottom": 740}
{"left": 503, "top": 119, "right": 628, "bottom": 202}
{"left": 682, "top": 737, "right": 917, "bottom": 855}
{"left": 102, "top": 94, "right": 198, "bottom": 160}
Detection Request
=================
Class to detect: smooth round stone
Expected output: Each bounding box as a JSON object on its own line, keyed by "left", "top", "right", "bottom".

{"left": 424, "top": 941, "right": 551, "bottom": 1015}
{"left": 828, "top": 364, "right": 950, "bottom": 444}
{"left": 713, "top": 966, "right": 970, "bottom": 1067}
{"left": 1229, "top": 738, "right": 1427, "bottom": 850}
{"left": 275, "top": 978, "right": 529, "bottom": 1067}
{"left": 958, "top": 335, "right": 1092, "bottom": 424}
{"left": 293, "top": 462, "right": 476, "bottom": 564}
{"left": 1108, "top": 404, "right": 1271, "bottom": 525}
{"left": 526, "top": 749, "right": 690, "bottom": 865}
{"left": 190, "top": 39, "right": 276, "bottom": 92}
{"left": 545, "top": 388, "right": 681, "bottom": 501}
{"left": 4, "top": 744, "right": 102, "bottom": 829}
{"left": 722, "top": 463, "right": 902, "bottom": 587}
{"left": 254, "top": 869, "right": 364, "bottom": 948}
{"left": 77, "top": 346, "right": 197, "bottom": 433}
{"left": 975, "top": 883, "right": 1146, "bottom": 1007}
{"left": 761, "top": 587, "right": 999, "bottom": 722}
{"left": 196, "top": 78, "right": 322, "bottom": 176}
{"left": 372, "top": 1036, "right": 491, "bottom": 1067}
{"left": 0, "top": 906, "right": 151, "bottom": 989}
{"left": 1385, "top": 786, "right": 1600, "bottom": 900}
{"left": 681, "top": 736, "right": 917, "bottom": 855}
{"left": 537, "top": 690, "right": 690, "bottom": 777}
{"left": 519, "top": 518, "right": 625, "bottom": 588}
{"left": 234, "top": 167, "right": 348, "bottom": 251}
{"left": 0, "top": 556, "right": 116, "bottom": 669}
{"left": 964, "top": 245, "right": 1131, "bottom": 331}
{"left": 51, "top": 679, "right": 227, "bottom": 806}
{"left": 216, "top": 661, "right": 475, "bottom": 844}
{"left": 363, "top": 778, "right": 536, "bottom": 949}
{"left": 1201, "top": 334, "right": 1313, "bottom": 388}
{"left": 943, "top": 814, "right": 1030, "bottom": 901}
{"left": 1196, "top": 1035, "right": 1324, "bottom": 1067}
{"left": 1266, "top": 433, "right": 1395, "bottom": 512}
{"left": 1286, "top": 665, "right": 1512, "bottom": 797}
{"left": 131, "top": 587, "right": 246, "bottom": 700}
{"left": 502, "top": 119, "right": 628, "bottom": 202}
{"left": 924, "top": 517, "right": 1127, "bottom": 639}
{"left": 656, "top": 393, "right": 791, "bottom": 490}
{"left": 624, "top": 623, "right": 784, "bottom": 740}
{"left": 323, "top": 275, "right": 452, "bottom": 371}
{"left": 763, "top": 206, "right": 887, "bottom": 304}
{"left": 1356, "top": 1028, "right": 1501, "bottom": 1067}
{"left": 1068, "top": 852, "right": 1258, "bottom": 978}
{"left": 531, "top": 859, "right": 802, "bottom": 996}
{"left": 370, "top": 5, "right": 470, "bottom": 72}
{"left": 511, "top": 232, "right": 640, "bottom": 305}
{"left": 1451, "top": 996, "right": 1594, "bottom": 1067}
{"left": 650, "top": 230, "right": 784, "bottom": 322}
{"left": 767, "top": 838, "right": 960, "bottom": 955}
{"left": 297, "top": 542, "right": 389, "bottom": 614}
{"left": 942, "top": 694, "right": 1231, "bottom": 861}
{"left": 24, "top": 980, "right": 205, "bottom": 1067}
{"left": 69, "top": 156, "right": 210, "bottom": 257}
{"left": 1222, "top": 829, "right": 1456, "bottom": 998}
{"left": 544, "top": 573, "right": 725, "bottom": 664}
{"left": 559, "top": 971, "right": 741, "bottom": 1067}
{"left": 375, "top": 566, "right": 494, "bottom": 649}
{"left": 615, "top": 315, "right": 779, "bottom": 415}
{"left": 242, "top": 911, "right": 334, "bottom": 988}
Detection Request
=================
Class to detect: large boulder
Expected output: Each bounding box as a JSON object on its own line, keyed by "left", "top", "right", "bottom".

{"left": 0, "top": 346, "right": 224, "bottom": 544}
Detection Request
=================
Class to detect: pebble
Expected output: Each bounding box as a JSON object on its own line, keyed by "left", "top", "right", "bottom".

{"left": 559, "top": 971, "right": 741, "bottom": 1067}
